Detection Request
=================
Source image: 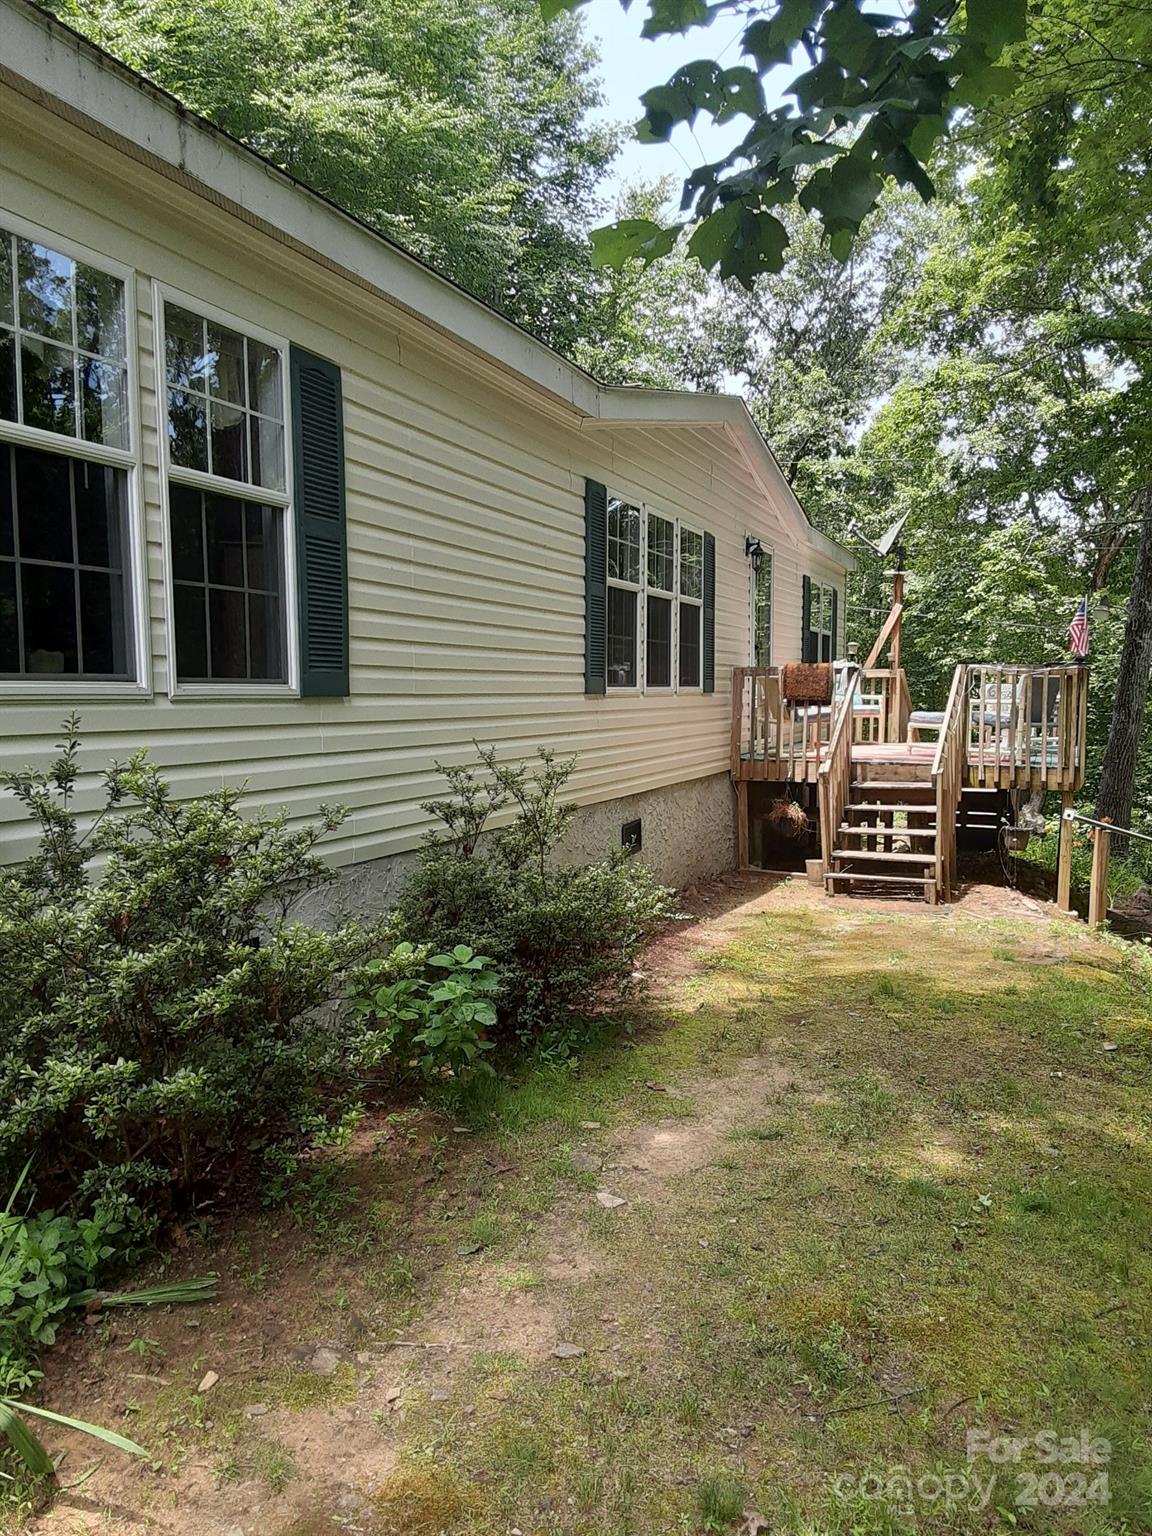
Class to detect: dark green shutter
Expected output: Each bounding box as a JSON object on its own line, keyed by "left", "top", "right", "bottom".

{"left": 584, "top": 478, "right": 607, "bottom": 694}
{"left": 830, "top": 587, "right": 839, "bottom": 660}
{"left": 291, "top": 345, "right": 348, "bottom": 697}
{"left": 702, "top": 531, "right": 716, "bottom": 693}
{"left": 801, "top": 574, "right": 813, "bottom": 662}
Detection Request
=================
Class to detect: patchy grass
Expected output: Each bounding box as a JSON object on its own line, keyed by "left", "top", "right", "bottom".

{"left": 11, "top": 884, "right": 1152, "bottom": 1535}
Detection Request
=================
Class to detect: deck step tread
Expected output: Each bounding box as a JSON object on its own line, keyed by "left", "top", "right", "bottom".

{"left": 839, "top": 825, "right": 938, "bottom": 837}
{"left": 831, "top": 850, "right": 936, "bottom": 866}
{"left": 847, "top": 802, "right": 937, "bottom": 814}
{"left": 825, "top": 871, "right": 936, "bottom": 887}
{"left": 850, "top": 780, "right": 934, "bottom": 791}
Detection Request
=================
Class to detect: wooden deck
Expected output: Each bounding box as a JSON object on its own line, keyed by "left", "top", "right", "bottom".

{"left": 732, "top": 662, "right": 1089, "bottom": 904}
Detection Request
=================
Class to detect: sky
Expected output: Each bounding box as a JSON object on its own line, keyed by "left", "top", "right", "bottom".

{"left": 582, "top": 0, "right": 760, "bottom": 205}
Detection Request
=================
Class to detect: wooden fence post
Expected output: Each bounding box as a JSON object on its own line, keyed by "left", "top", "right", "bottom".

{"left": 1088, "top": 817, "right": 1111, "bottom": 930}
{"left": 1057, "top": 792, "right": 1075, "bottom": 913}
{"left": 736, "top": 780, "right": 750, "bottom": 870}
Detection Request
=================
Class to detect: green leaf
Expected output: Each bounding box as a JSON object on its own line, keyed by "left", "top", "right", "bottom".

{"left": 0, "top": 1404, "right": 55, "bottom": 1479}
{"left": 3, "top": 1400, "right": 146, "bottom": 1458}
{"left": 885, "top": 144, "right": 936, "bottom": 202}
{"left": 589, "top": 218, "right": 681, "bottom": 270}
{"left": 965, "top": 0, "right": 1027, "bottom": 56}
{"left": 742, "top": 0, "right": 820, "bottom": 68}
{"left": 951, "top": 62, "right": 1018, "bottom": 107}
{"left": 799, "top": 154, "right": 883, "bottom": 228}
{"left": 828, "top": 229, "right": 855, "bottom": 263}
{"left": 688, "top": 202, "right": 790, "bottom": 286}
{"left": 538, "top": 0, "right": 587, "bottom": 17}
{"left": 778, "top": 141, "right": 843, "bottom": 170}
{"left": 640, "top": 0, "right": 713, "bottom": 40}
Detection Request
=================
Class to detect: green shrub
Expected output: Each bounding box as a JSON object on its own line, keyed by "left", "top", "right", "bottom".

{"left": 0, "top": 719, "right": 379, "bottom": 1219}
{"left": 392, "top": 746, "right": 678, "bottom": 1042}
{"left": 350, "top": 942, "right": 501, "bottom": 1080}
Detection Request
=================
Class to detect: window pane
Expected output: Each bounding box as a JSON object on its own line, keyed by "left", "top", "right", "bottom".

{"left": 647, "top": 513, "right": 674, "bottom": 593}
{"left": 22, "top": 562, "right": 78, "bottom": 673}
{"left": 80, "top": 358, "right": 128, "bottom": 449}
{"left": 207, "top": 323, "right": 246, "bottom": 406}
{"left": 680, "top": 528, "right": 703, "bottom": 599}
{"left": 79, "top": 569, "right": 126, "bottom": 674}
{"left": 165, "top": 304, "right": 207, "bottom": 390}
{"left": 170, "top": 484, "right": 286, "bottom": 684}
{"left": 168, "top": 388, "right": 208, "bottom": 472}
{"left": 210, "top": 400, "right": 248, "bottom": 482}
{"left": 16, "top": 446, "right": 72, "bottom": 563}
{"left": 250, "top": 416, "right": 285, "bottom": 492}
{"left": 754, "top": 555, "right": 772, "bottom": 667}
{"left": 75, "top": 263, "right": 125, "bottom": 360}
{"left": 646, "top": 594, "right": 672, "bottom": 687}
{"left": 0, "top": 443, "right": 12, "bottom": 556}
{"left": 607, "top": 585, "right": 636, "bottom": 689}
{"left": 209, "top": 587, "right": 247, "bottom": 677}
{"left": 0, "top": 561, "right": 17, "bottom": 672}
{"left": 17, "top": 239, "right": 73, "bottom": 344}
{"left": 75, "top": 461, "right": 124, "bottom": 568}
{"left": 679, "top": 601, "right": 701, "bottom": 687}
{"left": 0, "top": 445, "right": 130, "bottom": 680}
{"left": 21, "top": 337, "right": 76, "bottom": 436}
{"left": 247, "top": 340, "right": 282, "bottom": 419}
{"left": 173, "top": 582, "right": 207, "bottom": 679}
{"left": 607, "top": 497, "right": 641, "bottom": 584}
{"left": 248, "top": 592, "right": 284, "bottom": 680}
{"left": 244, "top": 503, "right": 281, "bottom": 590}
{"left": 0, "top": 332, "right": 15, "bottom": 423}
{"left": 205, "top": 494, "right": 245, "bottom": 586}
{"left": 169, "top": 483, "right": 204, "bottom": 582}
{"left": 0, "top": 234, "right": 13, "bottom": 328}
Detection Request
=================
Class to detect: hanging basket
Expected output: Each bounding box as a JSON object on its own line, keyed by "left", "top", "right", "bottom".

{"left": 1002, "top": 826, "right": 1032, "bottom": 853}
{"left": 766, "top": 798, "right": 809, "bottom": 840}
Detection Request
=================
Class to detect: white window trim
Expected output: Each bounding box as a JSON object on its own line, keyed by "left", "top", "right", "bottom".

{"left": 605, "top": 491, "right": 705, "bottom": 696}
{"left": 676, "top": 519, "right": 704, "bottom": 695}
{"left": 747, "top": 534, "right": 774, "bottom": 669}
{"left": 152, "top": 281, "right": 299, "bottom": 700}
{"left": 810, "top": 578, "right": 836, "bottom": 662}
{"left": 0, "top": 209, "right": 150, "bottom": 699}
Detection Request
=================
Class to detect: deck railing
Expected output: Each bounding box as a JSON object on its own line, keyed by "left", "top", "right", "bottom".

{"left": 818, "top": 665, "right": 861, "bottom": 868}
{"left": 731, "top": 664, "right": 910, "bottom": 780}
{"left": 965, "top": 664, "right": 1088, "bottom": 791}
{"left": 932, "top": 664, "right": 968, "bottom": 900}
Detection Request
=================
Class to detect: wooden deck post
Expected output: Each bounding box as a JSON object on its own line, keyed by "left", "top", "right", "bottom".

{"left": 1056, "top": 792, "right": 1075, "bottom": 912}
{"left": 1088, "top": 817, "right": 1111, "bottom": 930}
{"left": 736, "top": 780, "right": 750, "bottom": 870}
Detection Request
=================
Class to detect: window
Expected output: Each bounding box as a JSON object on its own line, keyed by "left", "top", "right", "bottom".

{"left": 809, "top": 580, "right": 836, "bottom": 662}
{"left": 0, "top": 219, "right": 138, "bottom": 685}
{"left": 161, "top": 298, "right": 291, "bottom": 686}
{"left": 752, "top": 546, "right": 773, "bottom": 667}
{"left": 605, "top": 493, "right": 704, "bottom": 693}
{"left": 679, "top": 525, "right": 703, "bottom": 689}
{"left": 606, "top": 495, "right": 641, "bottom": 688}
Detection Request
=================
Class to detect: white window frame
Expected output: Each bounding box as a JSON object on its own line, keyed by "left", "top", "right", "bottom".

{"left": 747, "top": 536, "right": 774, "bottom": 669}
{"left": 810, "top": 579, "right": 836, "bottom": 662}
{"left": 605, "top": 490, "right": 705, "bottom": 696}
{"left": 676, "top": 520, "right": 704, "bottom": 695}
{"left": 153, "top": 282, "right": 298, "bottom": 700}
{"left": 0, "top": 209, "right": 149, "bottom": 699}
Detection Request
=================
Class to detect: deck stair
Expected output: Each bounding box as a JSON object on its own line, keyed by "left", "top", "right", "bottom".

{"left": 825, "top": 767, "right": 942, "bottom": 903}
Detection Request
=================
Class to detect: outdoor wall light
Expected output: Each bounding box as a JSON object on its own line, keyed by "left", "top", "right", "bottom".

{"left": 745, "top": 536, "right": 765, "bottom": 572}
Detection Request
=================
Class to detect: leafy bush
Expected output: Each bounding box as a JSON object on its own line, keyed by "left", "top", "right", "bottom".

{"left": 350, "top": 942, "right": 501, "bottom": 1080}
{"left": 0, "top": 720, "right": 379, "bottom": 1219}
{"left": 392, "top": 746, "right": 678, "bottom": 1041}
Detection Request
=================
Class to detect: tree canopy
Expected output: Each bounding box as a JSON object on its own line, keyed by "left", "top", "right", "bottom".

{"left": 46, "top": 0, "right": 618, "bottom": 351}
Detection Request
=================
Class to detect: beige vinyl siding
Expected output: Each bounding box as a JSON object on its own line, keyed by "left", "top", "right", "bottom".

{"left": 0, "top": 90, "right": 849, "bottom": 868}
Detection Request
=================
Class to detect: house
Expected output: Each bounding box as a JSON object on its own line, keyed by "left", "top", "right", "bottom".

{"left": 0, "top": 0, "right": 853, "bottom": 896}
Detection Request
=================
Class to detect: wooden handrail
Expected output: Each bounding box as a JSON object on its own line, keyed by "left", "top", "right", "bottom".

{"left": 931, "top": 663, "right": 968, "bottom": 899}
{"left": 817, "top": 664, "right": 860, "bottom": 870}
{"left": 964, "top": 663, "right": 1088, "bottom": 792}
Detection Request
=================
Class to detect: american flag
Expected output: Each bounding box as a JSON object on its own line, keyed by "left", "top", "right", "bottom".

{"left": 1068, "top": 597, "right": 1090, "bottom": 658}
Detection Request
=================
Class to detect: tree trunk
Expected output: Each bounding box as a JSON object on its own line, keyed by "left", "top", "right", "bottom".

{"left": 1096, "top": 485, "right": 1152, "bottom": 835}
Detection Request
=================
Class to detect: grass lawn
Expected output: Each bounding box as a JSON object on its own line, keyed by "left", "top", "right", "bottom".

{"left": 14, "top": 878, "right": 1152, "bottom": 1536}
